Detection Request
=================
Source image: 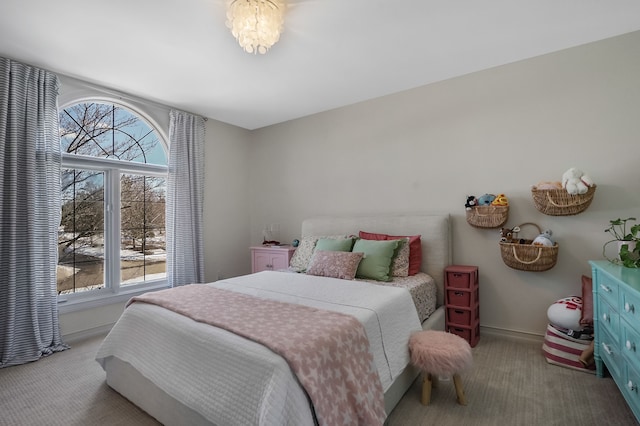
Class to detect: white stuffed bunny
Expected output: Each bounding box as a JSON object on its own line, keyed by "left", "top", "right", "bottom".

{"left": 562, "top": 167, "right": 594, "bottom": 195}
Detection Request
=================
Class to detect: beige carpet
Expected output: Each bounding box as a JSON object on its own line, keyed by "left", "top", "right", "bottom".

{"left": 0, "top": 332, "right": 637, "bottom": 425}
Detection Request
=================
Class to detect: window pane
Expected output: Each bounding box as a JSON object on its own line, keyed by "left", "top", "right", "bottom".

{"left": 58, "top": 169, "right": 105, "bottom": 294}
{"left": 120, "top": 173, "right": 166, "bottom": 286}
{"left": 60, "top": 102, "right": 167, "bottom": 165}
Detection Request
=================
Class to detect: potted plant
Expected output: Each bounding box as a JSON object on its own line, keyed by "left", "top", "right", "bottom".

{"left": 603, "top": 217, "right": 640, "bottom": 268}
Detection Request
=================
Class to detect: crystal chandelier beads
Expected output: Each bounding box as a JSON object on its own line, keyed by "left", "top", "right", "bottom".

{"left": 226, "top": 0, "right": 285, "bottom": 54}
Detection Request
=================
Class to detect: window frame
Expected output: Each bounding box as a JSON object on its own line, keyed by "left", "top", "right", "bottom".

{"left": 57, "top": 98, "right": 170, "bottom": 313}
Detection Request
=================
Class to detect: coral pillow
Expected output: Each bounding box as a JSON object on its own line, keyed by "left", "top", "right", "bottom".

{"left": 359, "top": 231, "right": 422, "bottom": 275}
{"left": 306, "top": 250, "right": 364, "bottom": 280}
{"left": 580, "top": 275, "right": 593, "bottom": 327}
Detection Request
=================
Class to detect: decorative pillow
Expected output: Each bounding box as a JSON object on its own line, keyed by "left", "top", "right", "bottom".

{"left": 389, "top": 237, "right": 410, "bottom": 277}
{"left": 315, "top": 237, "right": 355, "bottom": 252}
{"left": 358, "top": 231, "right": 387, "bottom": 241}
{"left": 352, "top": 239, "right": 399, "bottom": 282}
{"left": 580, "top": 275, "right": 593, "bottom": 327}
{"left": 359, "top": 231, "right": 422, "bottom": 275}
{"left": 306, "top": 250, "right": 364, "bottom": 280}
{"left": 288, "top": 235, "right": 349, "bottom": 272}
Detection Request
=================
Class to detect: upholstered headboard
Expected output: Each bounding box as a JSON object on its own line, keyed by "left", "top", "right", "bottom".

{"left": 301, "top": 214, "right": 452, "bottom": 307}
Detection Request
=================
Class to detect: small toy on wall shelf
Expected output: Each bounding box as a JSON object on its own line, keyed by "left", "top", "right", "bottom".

{"left": 491, "top": 194, "right": 509, "bottom": 206}
{"left": 477, "top": 194, "right": 496, "bottom": 206}
{"left": 533, "top": 229, "right": 555, "bottom": 247}
{"left": 464, "top": 195, "right": 477, "bottom": 211}
{"left": 499, "top": 226, "right": 524, "bottom": 244}
{"left": 532, "top": 181, "right": 562, "bottom": 190}
{"left": 562, "top": 167, "right": 594, "bottom": 195}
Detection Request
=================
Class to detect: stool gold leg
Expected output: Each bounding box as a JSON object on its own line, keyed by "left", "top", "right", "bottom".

{"left": 421, "top": 373, "right": 432, "bottom": 405}
{"left": 453, "top": 373, "right": 467, "bottom": 405}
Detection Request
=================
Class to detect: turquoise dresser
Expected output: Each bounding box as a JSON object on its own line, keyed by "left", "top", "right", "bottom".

{"left": 590, "top": 260, "right": 640, "bottom": 422}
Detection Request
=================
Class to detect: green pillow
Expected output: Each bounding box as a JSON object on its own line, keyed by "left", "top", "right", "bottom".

{"left": 315, "top": 237, "right": 354, "bottom": 252}
{"left": 352, "top": 239, "right": 399, "bottom": 282}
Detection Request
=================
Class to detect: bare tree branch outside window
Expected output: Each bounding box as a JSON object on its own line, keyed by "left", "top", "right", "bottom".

{"left": 58, "top": 102, "right": 167, "bottom": 294}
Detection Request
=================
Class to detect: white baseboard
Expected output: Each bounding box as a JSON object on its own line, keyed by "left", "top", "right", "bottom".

{"left": 480, "top": 325, "right": 545, "bottom": 343}
{"left": 63, "top": 323, "right": 113, "bottom": 344}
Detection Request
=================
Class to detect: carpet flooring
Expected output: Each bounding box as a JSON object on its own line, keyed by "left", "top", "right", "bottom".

{"left": 0, "top": 332, "right": 637, "bottom": 425}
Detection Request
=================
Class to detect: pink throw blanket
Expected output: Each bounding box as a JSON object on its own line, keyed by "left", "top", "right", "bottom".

{"left": 128, "top": 284, "right": 386, "bottom": 426}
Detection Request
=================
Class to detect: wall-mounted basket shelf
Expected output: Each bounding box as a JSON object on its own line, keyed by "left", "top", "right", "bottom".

{"left": 466, "top": 205, "right": 509, "bottom": 229}
{"left": 531, "top": 185, "right": 596, "bottom": 216}
{"left": 499, "top": 222, "right": 558, "bottom": 272}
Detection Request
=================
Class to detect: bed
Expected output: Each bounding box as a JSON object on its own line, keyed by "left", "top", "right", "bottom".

{"left": 95, "top": 214, "right": 451, "bottom": 425}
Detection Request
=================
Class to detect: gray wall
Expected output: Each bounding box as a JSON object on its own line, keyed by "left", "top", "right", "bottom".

{"left": 245, "top": 31, "right": 640, "bottom": 337}
{"left": 59, "top": 31, "right": 640, "bottom": 340}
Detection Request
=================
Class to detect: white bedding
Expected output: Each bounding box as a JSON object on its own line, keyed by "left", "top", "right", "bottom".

{"left": 96, "top": 271, "right": 422, "bottom": 425}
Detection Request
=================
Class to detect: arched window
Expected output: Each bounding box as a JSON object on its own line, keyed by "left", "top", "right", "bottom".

{"left": 57, "top": 101, "right": 168, "bottom": 297}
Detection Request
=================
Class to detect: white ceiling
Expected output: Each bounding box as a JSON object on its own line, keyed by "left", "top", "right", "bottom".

{"left": 2, "top": 0, "right": 640, "bottom": 130}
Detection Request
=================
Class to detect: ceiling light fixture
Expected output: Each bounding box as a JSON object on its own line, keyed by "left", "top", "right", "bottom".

{"left": 226, "top": 0, "right": 285, "bottom": 54}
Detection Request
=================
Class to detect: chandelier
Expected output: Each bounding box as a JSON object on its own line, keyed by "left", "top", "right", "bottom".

{"left": 226, "top": 0, "right": 286, "bottom": 54}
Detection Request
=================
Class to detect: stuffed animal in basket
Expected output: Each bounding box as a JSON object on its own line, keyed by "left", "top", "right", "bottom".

{"left": 533, "top": 229, "right": 555, "bottom": 247}
{"left": 491, "top": 193, "right": 508, "bottom": 206}
{"left": 499, "top": 226, "right": 521, "bottom": 243}
{"left": 533, "top": 181, "right": 562, "bottom": 190}
{"left": 477, "top": 194, "right": 496, "bottom": 206}
{"left": 464, "top": 195, "right": 477, "bottom": 211}
{"left": 561, "top": 167, "right": 594, "bottom": 195}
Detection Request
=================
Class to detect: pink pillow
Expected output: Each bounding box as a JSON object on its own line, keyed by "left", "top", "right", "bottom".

{"left": 580, "top": 275, "right": 593, "bottom": 327}
{"left": 306, "top": 250, "right": 364, "bottom": 280}
{"left": 359, "top": 231, "right": 422, "bottom": 275}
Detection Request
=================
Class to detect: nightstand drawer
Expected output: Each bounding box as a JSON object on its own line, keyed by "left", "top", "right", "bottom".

{"left": 445, "top": 266, "right": 477, "bottom": 289}
{"left": 447, "top": 322, "right": 480, "bottom": 347}
{"left": 446, "top": 305, "right": 479, "bottom": 326}
{"left": 446, "top": 288, "right": 479, "bottom": 307}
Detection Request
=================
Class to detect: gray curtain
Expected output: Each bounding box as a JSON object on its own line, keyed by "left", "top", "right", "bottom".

{"left": 167, "top": 110, "right": 205, "bottom": 287}
{"left": 0, "top": 57, "right": 68, "bottom": 367}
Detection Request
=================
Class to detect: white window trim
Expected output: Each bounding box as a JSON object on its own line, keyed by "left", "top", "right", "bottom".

{"left": 57, "top": 100, "right": 169, "bottom": 311}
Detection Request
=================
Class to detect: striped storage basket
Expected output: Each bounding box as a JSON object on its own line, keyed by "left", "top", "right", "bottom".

{"left": 542, "top": 323, "right": 594, "bottom": 373}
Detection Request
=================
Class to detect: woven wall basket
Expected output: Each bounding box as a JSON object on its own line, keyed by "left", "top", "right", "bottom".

{"left": 466, "top": 205, "right": 509, "bottom": 228}
{"left": 531, "top": 185, "right": 596, "bottom": 216}
{"left": 499, "top": 223, "right": 559, "bottom": 271}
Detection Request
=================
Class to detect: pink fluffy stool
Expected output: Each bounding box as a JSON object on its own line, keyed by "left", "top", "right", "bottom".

{"left": 409, "top": 330, "right": 473, "bottom": 406}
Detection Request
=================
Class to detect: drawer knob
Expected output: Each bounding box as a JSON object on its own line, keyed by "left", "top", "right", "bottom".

{"left": 600, "top": 284, "right": 612, "bottom": 293}
{"left": 602, "top": 342, "right": 613, "bottom": 355}
{"left": 626, "top": 340, "right": 636, "bottom": 352}
{"left": 628, "top": 381, "right": 637, "bottom": 392}
{"left": 625, "top": 302, "right": 635, "bottom": 313}
{"left": 602, "top": 313, "right": 609, "bottom": 322}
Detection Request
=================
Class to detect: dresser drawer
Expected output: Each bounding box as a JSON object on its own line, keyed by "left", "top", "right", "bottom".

{"left": 596, "top": 272, "right": 619, "bottom": 310}
{"left": 600, "top": 327, "right": 623, "bottom": 383}
{"left": 598, "top": 298, "right": 620, "bottom": 343}
{"left": 621, "top": 287, "right": 640, "bottom": 325}
{"left": 623, "top": 362, "right": 640, "bottom": 418}
{"left": 622, "top": 320, "right": 640, "bottom": 365}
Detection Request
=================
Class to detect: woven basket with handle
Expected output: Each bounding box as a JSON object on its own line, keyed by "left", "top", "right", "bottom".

{"left": 499, "top": 222, "right": 558, "bottom": 271}
{"left": 531, "top": 185, "right": 596, "bottom": 216}
{"left": 466, "top": 205, "right": 509, "bottom": 228}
